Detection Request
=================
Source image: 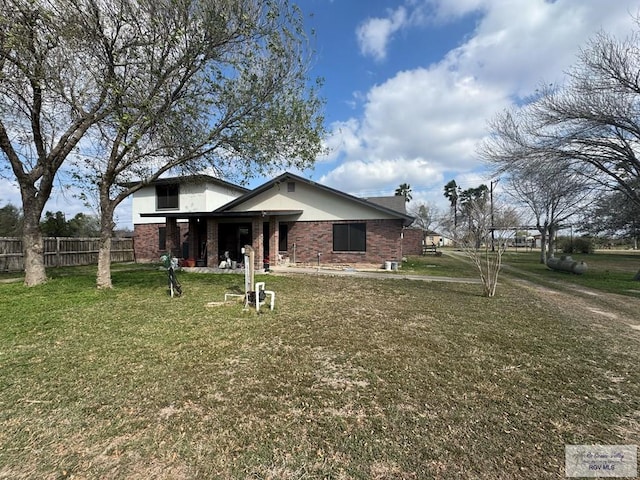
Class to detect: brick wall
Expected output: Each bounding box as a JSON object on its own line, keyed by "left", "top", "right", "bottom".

{"left": 133, "top": 222, "right": 188, "bottom": 262}
{"left": 284, "top": 219, "right": 404, "bottom": 265}
{"left": 403, "top": 228, "right": 426, "bottom": 255}
{"left": 136, "top": 218, "right": 406, "bottom": 266}
{"left": 206, "top": 218, "right": 218, "bottom": 267}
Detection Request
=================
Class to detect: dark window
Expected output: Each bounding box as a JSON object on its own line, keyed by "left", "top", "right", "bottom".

{"left": 159, "top": 226, "right": 166, "bottom": 250}
{"left": 279, "top": 223, "right": 288, "bottom": 251}
{"left": 287, "top": 181, "right": 295, "bottom": 192}
{"left": 156, "top": 184, "right": 179, "bottom": 210}
{"left": 333, "top": 223, "right": 366, "bottom": 252}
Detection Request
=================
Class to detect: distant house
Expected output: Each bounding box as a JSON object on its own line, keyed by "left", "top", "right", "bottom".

{"left": 403, "top": 226, "right": 453, "bottom": 255}
{"left": 423, "top": 230, "right": 453, "bottom": 247}
{"left": 131, "top": 172, "right": 414, "bottom": 270}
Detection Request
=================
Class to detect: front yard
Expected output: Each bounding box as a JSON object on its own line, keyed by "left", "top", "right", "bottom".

{"left": 0, "top": 264, "right": 638, "bottom": 478}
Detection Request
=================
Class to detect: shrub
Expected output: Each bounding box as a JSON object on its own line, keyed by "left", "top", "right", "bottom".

{"left": 560, "top": 236, "right": 594, "bottom": 254}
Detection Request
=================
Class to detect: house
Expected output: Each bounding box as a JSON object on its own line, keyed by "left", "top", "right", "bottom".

{"left": 132, "top": 172, "right": 414, "bottom": 270}
{"left": 402, "top": 228, "right": 452, "bottom": 255}
{"left": 131, "top": 175, "right": 249, "bottom": 262}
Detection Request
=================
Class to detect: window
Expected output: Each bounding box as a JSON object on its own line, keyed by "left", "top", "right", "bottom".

{"left": 159, "top": 226, "right": 166, "bottom": 250}
{"left": 156, "top": 184, "right": 179, "bottom": 210}
{"left": 333, "top": 223, "right": 366, "bottom": 252}
{"left": 279, "top": 223, "right": 288, "bottom": 251}
{"left": 287, "top": 181, "right": 295, "bottom": 192}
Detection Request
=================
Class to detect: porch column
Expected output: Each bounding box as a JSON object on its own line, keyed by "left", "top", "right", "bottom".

{"left": 188, "top": 218, "right": 198, "bottom": 260}
{"left": 251, "top": 216, "right": 264, "bottom": 271}
{"left": 270, "top": 216, "right": 279, "bottom": 265}
{"left": 166, "top": 218, "right": 179, "bottom": 256}
{"left": 207, "top": 218, "right": 218, "bottom": 267}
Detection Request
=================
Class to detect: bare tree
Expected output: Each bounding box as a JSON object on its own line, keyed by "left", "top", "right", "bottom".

{"left": 502, "top": 156, "right": 592, "bottom": 264}
{"left": 0, "top": 0, "right": 325, "bottom": 288}
{"left": 408, "top": 202, "right": 439, "bottom": 233}
{"left": 442, "top": 191, "right": 519, "bottom": 297}
{"left": 530, "top": 29, "right": 640, "bottom": 207}
{"left": 70, "top": 0, "right": 324, "bottom": 288}
{"left": 0, "top": 0, "right": 113, "bottom": 285}
{"left": 480, "top": 35, "right": 640, "bottom": 270}
{"left": 481, "top": 24, "right": 640, "bottom": 214}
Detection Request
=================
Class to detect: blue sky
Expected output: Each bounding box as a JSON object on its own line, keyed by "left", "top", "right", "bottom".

{"left": 284, "top": 0, "right": 639, "bottom": 211}
{"left": 1, "top": 0, "right": 639, "bottom": 228}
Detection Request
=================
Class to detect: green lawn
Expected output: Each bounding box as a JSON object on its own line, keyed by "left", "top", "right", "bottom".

{"left": 0, "top": 264, "right": 639, "bottom": 478}
{"left": 500, "top": 250, "right": 640, "bottom": 297}
{"left": 399, "top": 252, "right": 478, "bottom": 278}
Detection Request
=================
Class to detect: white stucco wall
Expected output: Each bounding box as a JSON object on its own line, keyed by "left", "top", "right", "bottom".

{"left": 132, "top": 181, "right": 244, "bottom": 225}
{"left": 228, "top": 180, "right": 398, "bottom": 221}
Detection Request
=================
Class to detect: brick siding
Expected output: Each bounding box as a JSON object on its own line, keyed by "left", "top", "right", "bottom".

{"left": 133, "top": 222, "right": 188, "bottom": 262}
{"left": 135, "top": 218, "right": 405, "bottom": 267}
{"left": 403, "top": 228, "right": 426, "bottom": 256}
{"left": 284, "top": 219, "right": 404, "bottom": 265}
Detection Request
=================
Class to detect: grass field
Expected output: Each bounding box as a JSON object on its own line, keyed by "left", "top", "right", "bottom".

{"left": 499, "top": 250, "right": 640, "bottom": 297}
{"left": 0, "top": 261, "right": 639, "bottom": 479}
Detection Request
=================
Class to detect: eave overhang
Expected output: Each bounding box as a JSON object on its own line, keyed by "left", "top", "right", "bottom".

{"left": 140, "top": 210, "right": 304, "bottom": 219}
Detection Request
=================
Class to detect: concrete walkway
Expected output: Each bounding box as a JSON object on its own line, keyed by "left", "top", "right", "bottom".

{"left": 267, "top": 264, "right": 481, "bottom": 284}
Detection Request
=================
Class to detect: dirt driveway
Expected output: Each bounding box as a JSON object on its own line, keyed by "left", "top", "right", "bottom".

{"left": 502, "top": 269, "right": 640, "bottom": 340}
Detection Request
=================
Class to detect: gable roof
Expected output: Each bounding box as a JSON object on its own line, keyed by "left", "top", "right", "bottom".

{"left": 217, "top": 172, "right": 415, "bottom": 226}
{"left": 125, "top": 174, "right": 249, "bottom": 194}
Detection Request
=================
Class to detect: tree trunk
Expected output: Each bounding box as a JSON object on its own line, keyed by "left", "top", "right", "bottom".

{"left": 22, "top": 220, "right": 47, "bottom": 286}
{"left": 21, "top": 202, "right": 48, "bottom": 286}
{"left": 538, "top": 228, "right": 547, "bottom": 264}
{"left": 97, "top": 233, "right": 112, "bottom": 289}
{"left": 548, "top": 226, "right": 557, "bottom": 259}
{"left": 96, "top": 205, "right": 115, "bottom": 289}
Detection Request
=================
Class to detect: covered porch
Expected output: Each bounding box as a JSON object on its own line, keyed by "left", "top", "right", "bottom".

{"left": 144, "top": 210, "right": 301, "bottom": 272}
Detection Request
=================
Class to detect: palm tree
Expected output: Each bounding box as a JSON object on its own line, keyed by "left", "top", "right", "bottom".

{"left": 395, "top": 183, "right": 413, "bottom": 203}
{"left": 443, "top": 180, "right": 459, "bottom": 227}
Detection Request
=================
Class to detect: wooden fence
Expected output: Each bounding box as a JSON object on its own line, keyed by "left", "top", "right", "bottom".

{"left": 0, "top": 237, "right": 135, "bottom": 272}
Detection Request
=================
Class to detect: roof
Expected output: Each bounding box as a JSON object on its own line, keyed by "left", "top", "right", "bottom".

{"left": 124, "top": 174, "right": 249, "bottom": 194}
{"left": 216, "top": 172, "right": 415, "bottom": 226}
{"left": 365, "top": 196, "right": 407, "bottom": 214}
{"left": 141, "top": 210, "right": 303, "bottom": 219}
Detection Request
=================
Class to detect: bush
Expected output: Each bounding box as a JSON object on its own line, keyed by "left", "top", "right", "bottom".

{"left": 560, "top": 236, "right": 594, "bottom": 254}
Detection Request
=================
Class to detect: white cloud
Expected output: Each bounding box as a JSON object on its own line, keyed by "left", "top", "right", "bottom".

{"left": 320, "top": 65, "right": 509, "bottom": 195}
{"left": 356, "top": 6, "right": 408, "bottom": 61}
{"left": 322, "top": 0, "right": 639, "bottom": 201}
{"left": 427, "top": 0, "right": 486, "bottom": 21}
{"left": 319, "top": 118, "right": 364, "bottom": 163}
{"left": 320, "top": 157, "right": 444, "bottom": 196}
{"left": 442, "top": 0, "right": 638, "bottom": 97}
{"left": 360, "top": 68, "right": 507, "bottom": 166}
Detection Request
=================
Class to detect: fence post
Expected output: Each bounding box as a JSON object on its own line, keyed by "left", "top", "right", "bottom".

{"left": 56, "top": 237, "right": 61, "bottom": 267}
